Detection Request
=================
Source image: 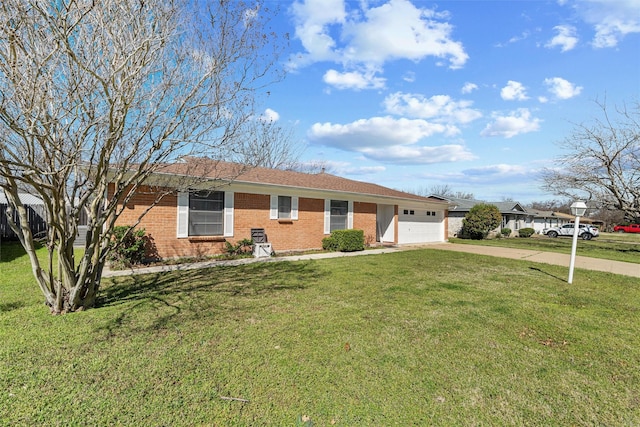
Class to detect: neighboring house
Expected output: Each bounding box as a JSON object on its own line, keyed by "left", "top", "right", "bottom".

{"left": 111, "top": 159, "right": 450, "bottom": 259}
{"left": 429, "top": 196, "right": 533, "bottom": 237}
{"left": 527, "top": 210, "right": 573, "bottom": 234}
{"left": 493, "top": 201, "right": 534, "bottom": 233}
{"left": 0, "top": 192, "right": 48, "bottom": 240}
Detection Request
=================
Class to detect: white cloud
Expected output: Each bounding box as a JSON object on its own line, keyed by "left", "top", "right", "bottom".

{"left": 361, "top": 144, "right": 476, "bottom": 164}
{"left": 383, "top": 92, "right": 482, "bottom": 125}
{"left": 403, "top": 71, "right": 416, "bottom": 83}
{"left": 563, "top": 0, "right": 640, "bottom": 48}
{"left": 495, "top": 30, "right": 538, "bottom": 48}
{"left": 546, "top": 25, "right": 579, "bottom": 51}
{"left": 289, "top": 0, "right": 346, "bottom": 68}
{"left": 428, "top": 163, "right": 542, "bottom": 187}
{"left": 308, "top": 116, "right": 474, "bottom": 164}
{"left": 309, "top": 116, "right": 452, "bottom": 149}
{"left": 500, "top": 81, "right": 529, "bottom": 101}
{"left": 481, "top": 108, "right": 542, "bottom": 138}
{"left": 342, "top": 165, "right": 387, "bottom": 175}
{"left": 259, "top": 108, "right": 280, "bottom": 122}
{"left": 461, "top": 82, "right": 478, "bottom": 94}
{"left": 544, "top": 77, "right": 583, "bottom": 99}
{"left": 463, "top": 164, "right": 531, "bottom": 179}
{"left": 323, "top": 69, "right": 386, "bottom": 90}
{"left": 341, "top": 0, "right": 468, "bottom": 69}
{"left": 290, "top": 0, "right": 468, "bottom": 75}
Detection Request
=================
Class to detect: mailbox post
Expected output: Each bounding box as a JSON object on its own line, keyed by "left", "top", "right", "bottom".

{"left": 568, "top": 201, "right": 587, "bottom": 284}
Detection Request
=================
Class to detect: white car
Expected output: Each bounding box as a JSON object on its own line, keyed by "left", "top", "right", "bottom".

{"left": 544, "top": 224, "right": 599, "bottom": 240}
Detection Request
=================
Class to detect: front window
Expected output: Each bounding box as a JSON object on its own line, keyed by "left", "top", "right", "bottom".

{"left": 189, "top": 191, "right": 224, "bottom": 236}
{"left": 278, "top": 196, "right": 292, "bottom": 219}
{"left": 330, "top": 200, "right": 348, "bottom": 231}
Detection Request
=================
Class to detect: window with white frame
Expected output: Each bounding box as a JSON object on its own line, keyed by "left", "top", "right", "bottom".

{"left": 324, "top": 199, "right": 353, "bottom": 234}
{"left": 177, "top": 190, "right": 234, "bottom": 238}
{"left": 270, "top": 195, "right": 298, "bottom": 220}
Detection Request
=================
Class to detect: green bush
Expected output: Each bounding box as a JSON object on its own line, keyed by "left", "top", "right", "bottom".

{"left": 501, "top": 228, "right": 512, "bottom": 237}
{"left": 322, "top": 236, "right": 339, "bottom": 251}
{"left": 460, "top": 204, "right": 502, "bottom": 240}
{"left": 324, "top": 229, "right": 365, "bottom": 252}
{"left": 108, "top": 226, "right": 147, "bottom": 268}
{"left": 518, "top": 228, "right": 535, "bottom": 238}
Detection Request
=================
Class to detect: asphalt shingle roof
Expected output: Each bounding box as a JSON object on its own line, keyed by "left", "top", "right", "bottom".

{"left": 156, "top": 158, "right": 443, "bottom": 204}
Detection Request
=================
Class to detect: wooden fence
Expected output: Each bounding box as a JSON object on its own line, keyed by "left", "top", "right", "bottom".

{"left": 0, "top": 204, "right": 48, "bottom": 240}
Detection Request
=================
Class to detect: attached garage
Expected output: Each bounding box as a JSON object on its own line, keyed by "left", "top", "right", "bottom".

{"left": 397, "top": 207, "right": 445, "bottom": 244}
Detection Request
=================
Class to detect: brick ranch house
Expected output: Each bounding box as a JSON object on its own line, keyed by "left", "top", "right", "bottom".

{"left": 110, "top": 159, "right": 450, "bottom": 259}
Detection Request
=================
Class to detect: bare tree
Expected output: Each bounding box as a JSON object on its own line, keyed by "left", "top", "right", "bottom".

{"left": 287, "top": 160, "right": 336, "bottom": 174}
{"left": 528, "top": 199, "right": 573, "bottom": 214}
{"left": 244, "top": 119, "right": 305, "bottom": 170}
{"left": 410, "top": 184, "right": 474, "bottom": 199}
{"left": 428, "top": 184, "right": 454, "bottom": 197}
{"left": 0, "top": 0, "right": 285, "bottom": 313}
{"left": 541, "top": 100, "right": 640, "bottom": 222}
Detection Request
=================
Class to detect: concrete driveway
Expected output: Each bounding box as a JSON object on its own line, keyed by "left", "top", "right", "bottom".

{"left": 424, "top": 242, "right": 640, "bottom": 278}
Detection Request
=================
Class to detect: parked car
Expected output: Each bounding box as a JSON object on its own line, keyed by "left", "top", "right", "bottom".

{"left": 613, "top": 224, "right": 640, "bottom": 233}
{"left": 544, "top": 224, "right": 599, "bottom": 240}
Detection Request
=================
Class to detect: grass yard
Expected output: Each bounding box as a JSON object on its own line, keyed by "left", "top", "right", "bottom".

{"left": 1, "top": 242, "right": 639, "bottom": 425}
{"left": 450, "top": 232, "right": 640, "bottom": 264}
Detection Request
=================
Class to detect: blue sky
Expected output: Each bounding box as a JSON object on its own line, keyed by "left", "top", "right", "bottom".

{"left": 260, "top": 0, "right": 640, "bottom": 203}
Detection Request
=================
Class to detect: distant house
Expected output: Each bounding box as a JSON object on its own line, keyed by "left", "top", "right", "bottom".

{"left": 527, "top": 210, "right": 573, "bottom": 234}
{"left": 111, "top": 159, "right": 450, "bottom": 259}
{"left": 0, "top": 192, "right": 48, "bottom": 240}
{"left": 429, "top": 196, "right": 533, "bottom": 237}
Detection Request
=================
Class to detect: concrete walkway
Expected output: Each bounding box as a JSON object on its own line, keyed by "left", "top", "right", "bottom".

{"left": 102, "top": 246, "right": 404, "bottom": 278}
{"left": 102, "top": 242, "right": 639, "bottom": 279}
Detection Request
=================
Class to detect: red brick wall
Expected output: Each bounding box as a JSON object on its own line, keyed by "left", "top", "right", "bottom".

{"left": 353, "top": 201, "right": 378, "bottom": 246}
{"left": 110, "top": 185, "right": 380, "bottom": 259}
{"left": 110, "top": 185, "right": 222, "bottom": 259}
{"left": 234, "top": 196, "right": 328, "bottom": 254}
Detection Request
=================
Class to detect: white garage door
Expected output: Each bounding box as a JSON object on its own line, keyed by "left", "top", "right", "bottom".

{"left": 398, "top": 209, "right": 444, "bottom": 244}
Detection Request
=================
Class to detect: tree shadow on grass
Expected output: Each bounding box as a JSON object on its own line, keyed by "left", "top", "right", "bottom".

{"left": 0, "top": 301, "right": 26, "bottom": 312}
{"left": 0, "top": 240, "right": 41, "bottom": 264}
{"left": 95, "top": 261, "right": 327, "bottom": 337}
{"left": 98, "top": 261, "right": 323, "bottom": 307}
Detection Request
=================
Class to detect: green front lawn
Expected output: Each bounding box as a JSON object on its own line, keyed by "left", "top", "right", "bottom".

{"left": 1, "top": 242, "right": 639, "bottom": 425}
{"left": 451, "top": 232, "right": 640, "bottom": 264}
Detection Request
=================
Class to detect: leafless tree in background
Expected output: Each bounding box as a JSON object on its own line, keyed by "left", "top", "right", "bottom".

{"left": 244, "top": 119, "right": 304, "bottom": 170}
{"left": 410, "top": 184, "right": 475, "bottom": 200}
{"left": 541, "top": 100, "right": 639, "bottom": 222}
{"left": 0, "top": 0, "right": 285, "bottom": 313}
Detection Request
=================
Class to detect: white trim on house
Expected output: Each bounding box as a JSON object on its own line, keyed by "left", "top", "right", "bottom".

{"left": 269, "top": 195, "right": 278, "bottom": 220}
{"left": 224, "top": 192, "right": 234, "bottom": 237}
{"left": 176, "top": 191, "right": 189, "bottom": 238}
{"left": 291, "top": 196, "right": 299, "bottom": 220}
{"left": 323, "top": 199, "right": 331, "bottom": 235}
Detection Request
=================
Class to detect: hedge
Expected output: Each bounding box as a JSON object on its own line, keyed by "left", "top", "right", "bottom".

{"left": 518, "top": 227, "right": 535, "bottom": 238}
{"left": 323, "top": 229, "right": 365, "bottom": 252}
